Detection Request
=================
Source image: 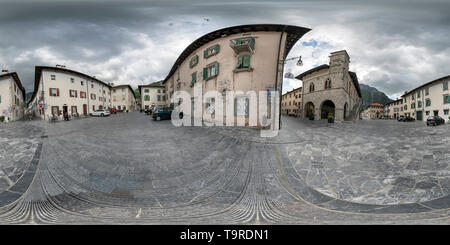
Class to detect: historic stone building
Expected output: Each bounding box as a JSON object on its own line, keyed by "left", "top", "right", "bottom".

{"left": 139, "top": 81, "right": 167, "bottom": 110}
{"left": 162, "top": 24, "right": 310, "bottom": 129}
{"left": 281, "top": 87, "right": 302, "bottom": 116}
{"left": 295, "top": 50, "right": 362, "bottom": 121}
{"left": 0, "top": 70, "right": 25, "bottom": 122}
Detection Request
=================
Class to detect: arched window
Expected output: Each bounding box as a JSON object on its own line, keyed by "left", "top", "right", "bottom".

{"left": 325, "top": 79, "right": 332, "bottom": 89}
{"left": 309, "top": 83, "right": 315, "bottom": 93}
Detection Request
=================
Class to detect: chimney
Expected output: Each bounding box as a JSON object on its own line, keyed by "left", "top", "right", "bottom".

{"left": 1, "top": 69, "right": 8, "bottom": 75}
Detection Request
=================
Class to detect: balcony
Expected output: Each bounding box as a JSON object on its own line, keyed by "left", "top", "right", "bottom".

{"left": 230, "top": 37, "right": 255, "bottom": 54}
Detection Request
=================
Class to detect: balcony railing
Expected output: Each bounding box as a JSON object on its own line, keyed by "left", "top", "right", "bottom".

{"left": 230, "top": 37, "right": 255, "bottom": 54}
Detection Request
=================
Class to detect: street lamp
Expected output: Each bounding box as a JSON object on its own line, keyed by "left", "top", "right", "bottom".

{"left": 282, "top": 56, "right": 303, "bottom": 78}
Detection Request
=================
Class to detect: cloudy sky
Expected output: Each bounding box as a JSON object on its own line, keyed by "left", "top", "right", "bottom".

{"left": 1, "top": 0, "right": 449, "bottom": 100}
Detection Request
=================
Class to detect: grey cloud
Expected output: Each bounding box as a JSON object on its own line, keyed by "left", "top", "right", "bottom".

{"left": 0, "top": 0, "right": 448, "bottom": 97}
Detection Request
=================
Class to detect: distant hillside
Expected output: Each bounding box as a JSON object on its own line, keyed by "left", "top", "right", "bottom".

{"left": 26, "top": 92, "right": 33, "bottom": 103}
{"left": 359, "top": 84, "right": 393, "bottom": 109}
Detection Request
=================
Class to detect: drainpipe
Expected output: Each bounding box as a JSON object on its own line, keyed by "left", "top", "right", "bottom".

{"left": 275, "top": 26, "right": 286, "bottom": 130}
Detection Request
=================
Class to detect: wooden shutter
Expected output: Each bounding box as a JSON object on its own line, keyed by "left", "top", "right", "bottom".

{"left": 57, "top": 88, "right": 60, "bottom": 96}
{"left": 75, "top": 90, "right": 78, "bottom": 98}
{"left": 203, "top": 67, "right": 208, "bottom": 80}
{"left": 215, "top": 45, "right": 220, "bottom": 53}
{"left": 204, "top": 49, "right": 208, "bottom": 58}
{"left": 243, "top": 55, "right": 250, "bottom": 68}
{"left": 214, "top": 63, "right": 219, "bottom": 76}
{"left": 237, "top": 56, "right": 243, "bottom": 68}
{"left": 49, "top": 88, "right": 52, "bottom": 96}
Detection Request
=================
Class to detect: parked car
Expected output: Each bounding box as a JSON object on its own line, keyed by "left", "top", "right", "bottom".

{"left": 91, "top": 109, "right": 111, "bottom": 117}
{"left": 403, "top": 116, "right": 415, "bottom": 122}
{"left": 397, "top": 116, "right": 405, "bottom": 122}
{"left": 110, "top": 108, "right": 117, "bottom": 114}
{"left": 426, "top": 116, "right": 445, "bottom": 126}
{"left": 152, "top": 107, "right": 172, "bottom": 121}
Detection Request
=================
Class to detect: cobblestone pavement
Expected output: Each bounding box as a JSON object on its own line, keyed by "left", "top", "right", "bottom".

{"left": 0, "top": 121, "right": 43, "bottom": 207}
{"left": 0, "top": 113, "right": 449, "bottom": 224}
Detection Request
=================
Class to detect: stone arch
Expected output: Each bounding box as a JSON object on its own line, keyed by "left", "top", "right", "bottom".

{"left": 320, "top": 100, "right": 335, "bottom": 119}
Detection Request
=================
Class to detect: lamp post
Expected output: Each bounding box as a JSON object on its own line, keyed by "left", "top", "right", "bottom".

{"left": 276, "top": 56, "right": 303, "bottom": 129}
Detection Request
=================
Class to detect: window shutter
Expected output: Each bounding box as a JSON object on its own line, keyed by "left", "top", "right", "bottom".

{"left": 75, "top": 91, "right": 78, "bottom": 98}
{"left": 215, "top": 45, "right": 220, "bottom": 53}
{"left": 203, "top": 67, "right": 208, "bottom": 80}
{"left": 214, "top": 63, "right": 219, "bottom": 76}
{"left": 204, "top": 49, "right": 208, "bottom": 58}
{"left": 57, "top": 88, "right": 60, "bottom": 96}
{"left": 237, "top": 56, "right": 243, "bottom": 68}
{"left": 243, "top": 55, "right": 250, "bottom": 68}
{"left": 49, "top": 88, "right": 52, "bottom": 96}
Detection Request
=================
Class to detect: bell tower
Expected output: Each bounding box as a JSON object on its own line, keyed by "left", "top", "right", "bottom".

{"left": 329, "top": 50, "right": 350, "bottom": 88}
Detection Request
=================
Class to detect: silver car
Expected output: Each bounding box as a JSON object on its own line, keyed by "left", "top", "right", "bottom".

{"left": 91, "top": 109, "right": 111, "bottom": 117}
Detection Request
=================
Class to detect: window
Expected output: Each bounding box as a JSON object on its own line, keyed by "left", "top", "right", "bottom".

{"left": 122, "top": 95, "right": 125, "bottom": 101}
{"left": 191, "top": 72, "right": 197, "bottom": 87}
{"left": 70, "top": 78, "right": 74, "bottom": 83}
{"left": 144, "top": 89, "right": 149, "bottom": 93}
{"left": 190, "top": 55, "right": 199, "bottom": 68}
{"left": 69, "top": 90, "right": 77, "bottom": 98}
{"left": 157, "top": 95, "right": 161, "bottom": 101}
{"left": 206, "top": 98, "right": 215, "bottom": 114}
{"left": 204, "top": 44, "right": 220, "bottom": 58}
{"left": 418, "top": 101, "right": 422, "bottom": 108}
{"left": 234, "top": 96, "right": 249, "bottom": 117}
{"left": 325, "top": 79, "right": 332, "bottom": 89}
{"left": 203, "top": 62, "right": 219, "bottom": 80}
{"left": 81, "top": 81, "right": 84, "bottom": 86}
{"left": 444, "top": 81, "right": 449, "bottom": 91}
{"left": 51, "top": 75, "right": 56, "bottom": 80}
{"left": 412, "top": 94, "right": 415, "bottom": 100}
{"left": 425, "top": 88, "right": 429, "bottom": 96}
{"left": 309, "top": 83, "right": 315, "bottom": 93}
{"left": 91, "top": 84, "right": 94, "bottom": 89}
{"left": 51, "top": 106, "right": 59, "bottom": 116}
{"left": 444, "top": 109, "right": 449, "bottom": 115}
{"left": 113, "top": 96, "right": 117, "bottom": 102}
{"left": 444, "top": 95, "right": 450, "bottom": 104}
{"left": 91, "top": 94, "right": 96, "bottom": 100}
{"left": 144, "top": 95, "right": 150, "bottom": 101}
{"left": 157, "top": 89, "right": 161, "bottom": 93}
{"left": 49, "top": 88, "right": 59, "bottom": 96}
{"left": 236, "top": 55, "right": 251, "bottom": 69}
{"left": 71, "top": 106, "right": 77, "bottom": 114}
{"left": 80, "top": 92, "right": 86, "bottom": 98}
{"left": 417, "top": 91, "right": 420, "bottom": 98}
{"left": 163, "top": 90, "right": 166, "bottom": 93}
{"left": 426, "top": 111, "right": 430, "bottom": 116}
{"left": 411, "top": 103, "right": 415, "bottom": 109}
{"left": 426, "top": 99, "right": 431, "bottom": 107}
{"left": 404, "top": 105, "right": 407, "bottom": 110}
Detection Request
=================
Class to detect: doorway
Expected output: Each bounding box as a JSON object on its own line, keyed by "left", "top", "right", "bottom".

{"left": 321, "top": 100, "right": 335, "bottom": 119}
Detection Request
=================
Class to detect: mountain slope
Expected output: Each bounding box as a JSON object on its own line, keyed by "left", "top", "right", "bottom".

{"left": 359, "top": 84, "right": 393, "bottom": 109}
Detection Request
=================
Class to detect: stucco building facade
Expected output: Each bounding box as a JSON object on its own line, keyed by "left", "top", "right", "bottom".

{"left": 401, "top": 75, "right": 450, "bottom": 122}
{"left": 295, "top": 50, "right": 362, "bottom": 121}
{"left": 138, "top": 81, "right": 167, "bottom": 110}
{"left": 111, "top": 84, "right": 137, "bottom": 112}
{"left": 162, "top": 24, "right": 310, "bottom": 129}
{"left": 28, "top": 66, "right": 113, "bottom": 120}
{"left": 281, "top": 87, "right": 302, "bottom": 116}
{"left": 0, "top": 70, "right": 25, "bottom": 122}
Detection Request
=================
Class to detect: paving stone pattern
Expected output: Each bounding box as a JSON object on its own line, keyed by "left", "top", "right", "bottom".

{"left": 0, "top": 113, "right": 449, "bottom": 224}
